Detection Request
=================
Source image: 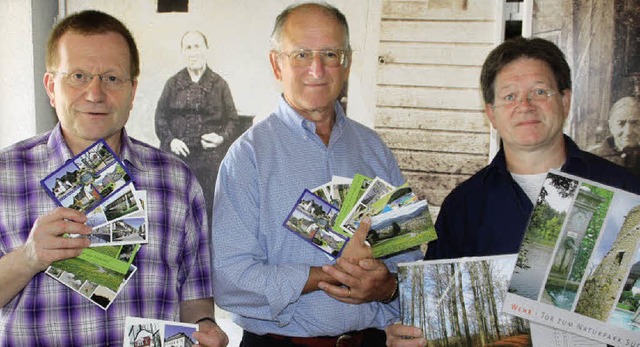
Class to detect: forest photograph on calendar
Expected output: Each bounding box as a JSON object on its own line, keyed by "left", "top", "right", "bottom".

{"left": 398, "top": 255, "right": 531, "bottom": 347}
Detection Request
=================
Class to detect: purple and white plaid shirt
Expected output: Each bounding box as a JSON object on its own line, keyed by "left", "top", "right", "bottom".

{"left": 0, "top": 124, "right": 213, "bottom": 346}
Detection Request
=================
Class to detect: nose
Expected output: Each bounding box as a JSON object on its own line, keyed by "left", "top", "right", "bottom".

{"left": 308, "top": 52, "right": 325, "bottom": 78}
{"left": 514, "top": 90, "right": 536, "bottom": 108}
{"left": 85, "top": 75, "right": 105, "bottom": 102}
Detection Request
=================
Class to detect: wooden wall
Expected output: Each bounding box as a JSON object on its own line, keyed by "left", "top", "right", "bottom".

{"left": 375, "top": 0, "right": 499, "bottom": 215}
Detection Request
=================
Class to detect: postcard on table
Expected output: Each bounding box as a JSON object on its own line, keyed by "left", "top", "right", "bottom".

{"left": 399, "top": 254, "right": 531, "bottom": 346}
{"left": 123, "top": 316, "right": 198, "bottom": 347}
{"left": 283, "top": 189, "right": 347, "bottom": 257}
{"left": 503, "top": 170, "right": 640, "bottom": 346}
{"left": 40, "top": 139, "right": 132, "bottom": 213}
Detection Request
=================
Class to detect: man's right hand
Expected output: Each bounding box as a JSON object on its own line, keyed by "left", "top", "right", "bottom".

{"left": 0, "top": 207, "right": 91, "bottom": 308}
{"left": 170, "top": 138, "right": 190, "bottom": 157}
{"left": 22, "top": 207, "right": 91, "bottom": 273}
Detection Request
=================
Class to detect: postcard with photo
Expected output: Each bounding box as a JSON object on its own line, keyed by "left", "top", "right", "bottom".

{"left": 368, "top": 198, "right": 437, "bottom": 258}
{"left": 330, "top": 182, "right": 436, "bottom": 258}
{"left": 332, "top": 174, "right": 372, "bottom": 232}
{"left": 399, "top": 255, "right": 531, "bottom": 346}
{"left": 124, "top": 316, "right": 198, "bottom": 347}
{"left": 40, "top": 139, "right": 132, "bottom": 213}
{"left": 87, "top": 190, "right": 148, "bottom": 247}
{"left": 337, "top": 176, "right": 395, "bottom": 235}
{"left": 283, "top": 189, "right": 347, "bottom": 257}
{"left": 311, "top": 182, "right": 333, "bottom": 207}
{"left": 328, "top": 175, "right": 353, "bottom": 210}
{"left": 503, "top": 170, "right": 640, "bottom": 346}
{"left": 46, "top": 244, "right": 140, "bottom": 310}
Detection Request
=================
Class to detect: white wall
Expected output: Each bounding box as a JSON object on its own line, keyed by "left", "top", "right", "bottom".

{"left": 0, "top": 1, "right": 36, "bottom": 149}
{"left": 64, "top": 0, "right": 381, "bottom": 147}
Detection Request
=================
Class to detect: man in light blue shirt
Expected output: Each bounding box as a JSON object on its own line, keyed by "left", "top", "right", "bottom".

{"left": 211, "top": 2, "right": 422, "bottom": 346}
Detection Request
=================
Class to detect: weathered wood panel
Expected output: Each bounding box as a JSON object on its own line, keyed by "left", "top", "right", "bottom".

{"left": 376, "top": 0, "right": 497, "bottom": 209}
{"left": 393, "top": 149, "right": 488, "bottom": 175}
{"left": 380, "top": 21, "right": 495, "bottom": 44}
{"left": 383, "top": 0, "right": 496, "bottom": 21}
{"left": 378, "top": 42, "right": 493, "bottom": 66}
{"left": 377, "top": 64, "right": 482, "bottom": 88}
{"left": 531, "top": 0, "right": 566, "bottom": 33}
{"left": 404, "top": 171, "right": 470, "bottom": 206}
{"left": 377, "top": 85, "right": 484, "bottom": 110}
{"left": 376, "top": 107, "right": 489, "bottom": 133}
{"left": 378, "top": 128, "right": 489, "bottom": 154}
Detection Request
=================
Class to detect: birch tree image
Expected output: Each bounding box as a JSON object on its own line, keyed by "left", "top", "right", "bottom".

{"left": 399, "top": 256, "right": 530, "bottom": 346}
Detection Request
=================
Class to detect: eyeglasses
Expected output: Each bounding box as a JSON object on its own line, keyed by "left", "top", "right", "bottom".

{"left": 54, "top": 71, "right": 132, "bottom": 90}
{"left": 494, "top": 88, "right": 558, "bottom": 108}
{"left": 277, "top": 49, "right": 347, "bottom": 68}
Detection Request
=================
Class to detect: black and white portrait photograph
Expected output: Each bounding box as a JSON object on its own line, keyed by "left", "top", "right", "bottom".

{"left": 532, "top": 0, "right": 640, "bottom": 176}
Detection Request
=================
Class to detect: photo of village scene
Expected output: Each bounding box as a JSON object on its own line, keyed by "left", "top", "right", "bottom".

{"left": 124, "top": 316, "right": 198, "bottom": 347}
{"left": 283, "top": 189, "right": 346, "bottom": 257}
{"left": 311, "top": 176, "right": 352, "bottom": 210}
{"left": 85, "top": 190, "right": 147, "bottom": 247}
{"left": 46, "top": 245, "right": 139, "bottom": 310}
{"left": 91, "top": 217, "right": 147, "bottom": 245}
{"left": 399, "top": 255, "right": 530, "bottom": 346}
{"left": 506, "top": 170, "right": 640, "bottom": 340}
{"left": 40, "top": 140, "right": 130, "bottom": 213}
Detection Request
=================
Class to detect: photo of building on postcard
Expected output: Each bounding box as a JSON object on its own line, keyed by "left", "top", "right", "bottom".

{"left": 399, "top": 255, "right": 530, "bottom": 347}
{"left": 504, "top": 171, "right": 640, "bottom": 346}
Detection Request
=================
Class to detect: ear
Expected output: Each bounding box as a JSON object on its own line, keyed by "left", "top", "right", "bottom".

{"left": 129, "top": 79, "right": 139, "bottom": 111}
{"left": 342, "top": 51, "right": 352, "bottom": 82}
{"left": 269, "top": 51, "right": 282, "bottom": 81}
{"left": 485, "top": 103, "right": 497, "bottom": 129}
{"left": 561, "top": 89, "right": 572, "bottom": 120}
{"left": 43, "top": 72, "right": 56, "bottom": 107}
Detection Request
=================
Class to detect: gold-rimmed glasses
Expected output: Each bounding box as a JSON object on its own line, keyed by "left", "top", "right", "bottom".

{"left": 494, "top": 88, "right": 558, "bottom": 108}
{"left": 277, "top": 49, "right": 347, "bottom": 68}
{"left": 54, "top": 71, "right": 133, "bottom": 91}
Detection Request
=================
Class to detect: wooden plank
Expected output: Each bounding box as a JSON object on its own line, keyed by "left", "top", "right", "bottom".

{"left": 531, "top": 0, "right": 566, "bottom": 33}
{"left": 378, "top": 128, "right": 489, "bottom": 154}
{"left": 380, "top": 21, "right": 495, "bottom": 44}
{"left": 376, "top": 85, "right": 485, "bottom": 110}
{"left": 382, "top": 0, "right": 496, "bottom": 21}
{"left": 378, "top": 41, "right": 493, "bottom": 66}
{"left": 404, "top": 171, "right": 471, "bottom": 207}
{"left": 393, "top": 149, "right": 488, "bottom": 175}
{"left": 376, "top": 107, "right": 490, "bottom": 133}
{"left": 377, "top": 64, "right": 481, "bottom": 88}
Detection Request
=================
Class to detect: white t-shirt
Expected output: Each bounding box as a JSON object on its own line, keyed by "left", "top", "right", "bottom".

{"left": 510, "top": 172, "right": 548, "bottom": 203}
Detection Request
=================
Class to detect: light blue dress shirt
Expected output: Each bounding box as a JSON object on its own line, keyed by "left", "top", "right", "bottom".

{"left": 212, "top": 96, "right": 423, "bottom": 337}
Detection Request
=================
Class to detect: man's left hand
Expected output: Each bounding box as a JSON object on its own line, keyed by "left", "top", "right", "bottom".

{"left": 320, "top": 257, "right": 395, "bottom": 304}
{"left": 319, "top": 217, "right": 396, "bottom": 304}
{"left": 192, "top": 319, "right": 229, "bottom": 347}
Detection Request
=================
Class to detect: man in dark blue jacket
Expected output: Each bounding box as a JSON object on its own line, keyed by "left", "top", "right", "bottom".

{"left": 385, "top": 37, "right": 640, "bottom": 347}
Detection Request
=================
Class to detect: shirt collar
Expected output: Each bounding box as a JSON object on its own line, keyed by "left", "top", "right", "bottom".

{"left": 482, "top": 134, "right": 586, "bottom": 182}
{"left": 275, "top": 95, "right": 346, "bottom": 140}
{"left": 46, "top": 123, "right": 75, "bottom": 173}
{"left": 45, "top": 123, "right": 146, "bottom": 174}
{"left": 561, "top": 134, "right": 588, "bottom": 172}
{"left": 119, "top": 128, "right": 147, "bottom": 172}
